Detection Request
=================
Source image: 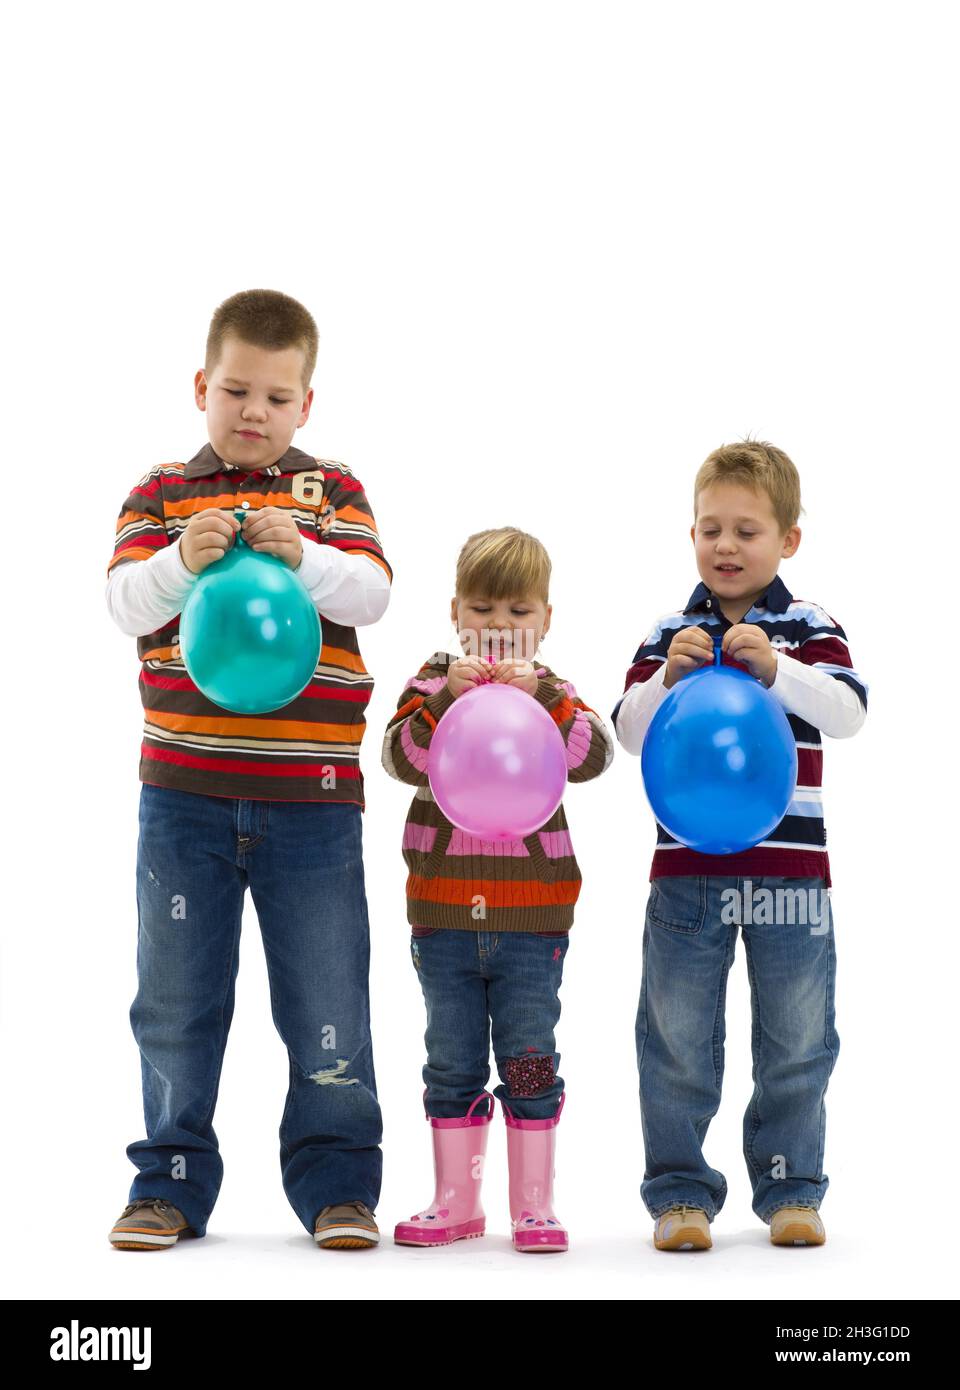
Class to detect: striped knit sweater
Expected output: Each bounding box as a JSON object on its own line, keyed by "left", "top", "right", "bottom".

{"left": 382, "top": 653, "right": 615, "bottom": 932}
{"left": 107, "top": 441, "right": 392, "bottom": 804}
{"left": 611, "top": 575, "right": 868, "bottom": 887}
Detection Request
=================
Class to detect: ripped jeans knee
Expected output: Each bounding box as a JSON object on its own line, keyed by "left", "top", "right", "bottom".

{"left": 307, "top": 1058, "right": 360, "bottom": 1087}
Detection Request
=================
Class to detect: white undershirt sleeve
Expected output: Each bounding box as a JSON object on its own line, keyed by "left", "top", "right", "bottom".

{"left": 768, "top": 654, "right": 866, "bottom": 738}
{"left": 104, "top": 537, "right": 197, "bottom": 638}
{"left": 106, "top": 537, "right": 391, "bottom": 638}
{"left": 292, "top": 543, "right": 391, "bottom": 627}
{"left": 613, "top": 663, "right": 670, "bottom": 755}
{"left": 613, "top": 651, "right": 867, "bottom": 753}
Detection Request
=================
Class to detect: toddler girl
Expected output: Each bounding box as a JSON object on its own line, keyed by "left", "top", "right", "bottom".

{"left": 381, "top": 527, "right": 613, "bottom": 1251}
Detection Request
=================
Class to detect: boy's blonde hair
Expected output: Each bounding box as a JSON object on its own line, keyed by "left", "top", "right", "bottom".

{"left": 205, "top": 288, "right": 319, "bottom": 398}
{"left": 694, "top": 438, "right": 803, "bottom": 534}
{"left": 455, "top": 527, "right": 551, "bottom": 604}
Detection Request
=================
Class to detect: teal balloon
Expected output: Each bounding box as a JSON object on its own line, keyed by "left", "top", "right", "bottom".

{"left": 179, "top": 513, "right": 321, "bottom": 714}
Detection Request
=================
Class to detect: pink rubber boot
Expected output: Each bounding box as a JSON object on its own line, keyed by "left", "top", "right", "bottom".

{"left": 502, "top": 1091, "right": 568, "bottom": 1252}
{"left": 394, "top": 1090, "right": 494, "bottom": 1246}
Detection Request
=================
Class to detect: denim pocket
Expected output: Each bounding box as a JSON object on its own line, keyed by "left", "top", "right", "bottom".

{"left": 647, "top": 876, "right": 706, "bottom": 934}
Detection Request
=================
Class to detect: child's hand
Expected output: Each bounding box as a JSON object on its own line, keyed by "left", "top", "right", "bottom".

{"left": 486, "top": 658, "right": 538, "bottom": 695}
{"left": 180, "top": 508, "right": 242, "bottom": 575}
{"left": 240, "top": 506, "right": 304, "bottom": 569}
{"left": 663, "top": 626, "right": 714, "bottom": 689}
{"left": 722, "top": 624, "right": 777, "bottom": 686}
{"left": 447, "top": 656, "right": 493, "bottom": 698}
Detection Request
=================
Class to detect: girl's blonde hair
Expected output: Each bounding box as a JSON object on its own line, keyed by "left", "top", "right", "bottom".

{"left": 455, "top": 527, "right": 551, "bottom": 603}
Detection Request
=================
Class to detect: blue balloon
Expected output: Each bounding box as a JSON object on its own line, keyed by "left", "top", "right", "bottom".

{"left": 641, "top": 638, "right": 797, "bottom": 855}
{"left": 179, "top": 509, "right": 322, "bottom": 714}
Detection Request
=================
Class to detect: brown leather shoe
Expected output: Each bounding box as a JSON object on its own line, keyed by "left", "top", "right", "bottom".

{"left": 770, "top": 1205, "right": 826, "bottom": 1246}
{"left": 653, "top": 1205, "right": 712, "bottom": 1251}
{"left": 314, "top": 1201, "right": 380, "bottom": 1248}
{"left": 109, "top": 1198, "right": 192, "bottom": 1250}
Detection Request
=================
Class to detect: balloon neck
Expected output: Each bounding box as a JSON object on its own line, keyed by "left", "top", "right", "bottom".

{"left": 233, "top": 508, "right": 248, "bottom": 548}
{"left": 713, "top": 636, "right": 723, "bottom": 667}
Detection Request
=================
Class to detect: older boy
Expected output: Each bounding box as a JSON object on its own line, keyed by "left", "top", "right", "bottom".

{"left": 612, "top": 441, "right": 867, "bottom": 1250}
{"left": 105, "top": 289, "right": 391, "bottom": 1250}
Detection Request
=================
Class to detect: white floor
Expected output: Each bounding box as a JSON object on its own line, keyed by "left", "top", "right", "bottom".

{"left": 6, "top": 1215, "right": 935, "bottom": 1303}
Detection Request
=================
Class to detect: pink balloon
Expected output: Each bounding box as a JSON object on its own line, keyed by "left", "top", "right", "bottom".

{"left": 429, "top": 681, "right": 568, "bottom": 841}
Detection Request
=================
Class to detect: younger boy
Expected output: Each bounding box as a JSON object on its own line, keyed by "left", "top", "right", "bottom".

{"left": 105, "top": 289, "right": 392, "bottom": 1250}
{"left": 612, "top": 440, "right": 867, "bottom": 1250}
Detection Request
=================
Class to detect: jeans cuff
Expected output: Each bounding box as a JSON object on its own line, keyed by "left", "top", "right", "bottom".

{"left": 650, "top": 1200, "right": 716, "bottom": 1222}
{"left": 760, "top": 1197, "right": 821, "bottom": 1224}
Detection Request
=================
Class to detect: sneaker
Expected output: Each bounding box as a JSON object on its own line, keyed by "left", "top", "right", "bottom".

{"left": 653, "top": 1205, "right": 712, "bottom": 1251}
{"left": 314, "top": 1201, "right": 380, "bottom": 1249}
{"left": 769, "top": 1205, "right": 825, "bottom": 1246}
{"left": 109, "top": 1198, "right": 192, "bottom": 1250}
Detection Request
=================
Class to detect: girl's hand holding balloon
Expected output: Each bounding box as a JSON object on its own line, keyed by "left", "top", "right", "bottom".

{"left": 180, "top": 509, "right": 242, "bottom": 575}
{"left": 486, "top": 657, "right": 538, "bottom": 695}
{"left": 663, "top": 626, "right": 714, "bottom": 688}
{"left": 722, "top": 624, "right": 777, "bottom": 686}
{"left": 446, "top": 656, "right": 493, "bottom": 698}
{"left": 240, "top": 506, "right": 304, "bottom": 569}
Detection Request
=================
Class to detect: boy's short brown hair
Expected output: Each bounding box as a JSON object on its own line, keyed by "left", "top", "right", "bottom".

{"left": 205, "top": 288, "right": 318, "bottom": 398}
{"left": 694, "top": 438, "right": 803, "bottom": 534}
{"left": 455, "top": 527, "right": 551, "bottom": 604}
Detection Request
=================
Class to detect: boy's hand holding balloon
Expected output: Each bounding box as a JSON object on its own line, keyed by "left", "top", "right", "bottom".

{"left": 641, "top": 625, "right": 797, "bottom": 855}
{"left": 181, "top": 507, "right": 304, "bottom": 575}
{"left": 664, "top": 623, "right": 777, "bottom": 688}
{"left": 663, "top": 626, "right": 714, "bottom": 688}
{"left": 180, "top": 508, "right": 242, "bottom": 575}
{"left": 721, "top": 624, "right": 777, "bottom": 686}
{"left": 239, "top": 506, "right": 304, "bottom": 569}
{"left": 178, "top": 504, "right": 321, "bottom": 715}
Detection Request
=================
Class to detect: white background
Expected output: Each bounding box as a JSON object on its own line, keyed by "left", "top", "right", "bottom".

{"left": 3, "top": 0, "right": 957, "bottom": 1302}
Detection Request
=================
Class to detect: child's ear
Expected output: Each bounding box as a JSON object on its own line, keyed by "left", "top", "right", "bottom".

{"left": 781, "top": 525, "right": 801, "bottom": 558}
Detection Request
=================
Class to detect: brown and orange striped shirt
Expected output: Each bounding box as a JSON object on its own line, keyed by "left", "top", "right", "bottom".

{"left": 382, "top": 653, "right": 615, "bottom": 932}
{"left": 107, "top": 441, "right": 392, "bottom": 804}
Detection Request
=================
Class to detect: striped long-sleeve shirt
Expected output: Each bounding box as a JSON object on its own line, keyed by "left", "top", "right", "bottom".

{"left": 382, "top": 652, "right": 615, "bottom": 932}
{"left": 611, "top": 575, "right": 868, "bottom": 887}
{"left": 106, "top": 441, "right": 392, "bottom": 804}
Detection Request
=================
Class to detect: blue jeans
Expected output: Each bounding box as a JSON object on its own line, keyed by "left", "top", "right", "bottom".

{"left": 409, "top": 928, "right": 570, "bottom": 1120}
{"left": 126, "top": 783, "right": 383, "bottom": 1236}
{"left": 636, "top": 875, "right": 839, "bottom": 1224}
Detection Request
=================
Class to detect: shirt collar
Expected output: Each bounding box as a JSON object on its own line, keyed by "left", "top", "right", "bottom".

{"left": 182, "top": 441, "right": 321, "bottom": 479}
{"left": 683, "top": 572, "right": 794, "bottom": 617}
